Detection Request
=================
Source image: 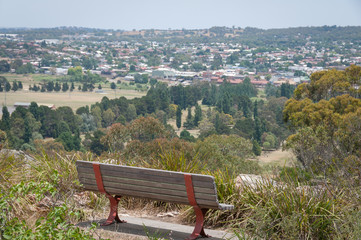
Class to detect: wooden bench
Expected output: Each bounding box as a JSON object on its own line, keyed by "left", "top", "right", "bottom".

{"left": 76, "top": 160, "right": 234, "bottom": 240}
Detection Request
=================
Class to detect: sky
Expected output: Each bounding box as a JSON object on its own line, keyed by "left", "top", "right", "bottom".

{"left": 0, "top": 0, "right": 361, "bottom": 30}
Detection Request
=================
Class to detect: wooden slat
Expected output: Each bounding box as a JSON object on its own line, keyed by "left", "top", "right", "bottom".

{"left": 78, "top": 177, "right": 217, "bottom": 201}
{"left": 78, "top": 172, "right": 216, "bottom": 195}
{"left": 83, "top": 184, "right": 220, "bottom": 209}
{"left": 75, "top": 160, "right": 225, "bottom": 210}
{"left": 76, "top": 161, "right": 215, "bottom": 184}
{"left": 77, "top": 165, "right": 215, "bottom": 189}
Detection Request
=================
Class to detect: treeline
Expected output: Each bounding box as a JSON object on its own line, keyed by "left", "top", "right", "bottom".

{"left": 2, "top": 26, "right": 360, "bottom": 46}
{"left": 0, "top": 104, "right": 81, "bottom": 151}
{"left": 29, "top": 81, "right": 100, "bottom": 92}
{"left": 29, "top": 81, "right": 74, "bottom": 92}
{"left": 0, "top": 76, "right": 23, "bottom": 92}
{"left": 0, "top": 78, "right": 293, "bottom": 157}
{"left": 0, "top": 59, "right": 35, "bottom": 74}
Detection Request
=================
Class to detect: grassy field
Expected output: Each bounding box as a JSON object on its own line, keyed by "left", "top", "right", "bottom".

{"left": 0, "top": 74, "right": 147, "bottom": 110}
{"left": 257, "top": 148, "right": 296, "bottom": 167}
{"left": 0, "top": 89, "right": 146, "bottom": 110}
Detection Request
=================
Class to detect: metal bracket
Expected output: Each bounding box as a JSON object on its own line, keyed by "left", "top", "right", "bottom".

{"left": 93, "top": 163, "right": 126, "bottom": 226}
{"left": 184, "top": 174, "right": 210, "bottom": 240}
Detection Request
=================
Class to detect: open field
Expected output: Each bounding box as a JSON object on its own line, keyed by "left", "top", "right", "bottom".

{"left": 0, "top": 74, "right": 147, "bottom": 110}
{"left": 257, "top": 148, "right": 296, "bottom": 167}
{"left": 1, "top": 73, "right": 148, "bottom": 91}
{"left": 1, "top": 73, "right": 58, "bottom": 83}
{"left": 0, "top": 89, "right": 146, "bottom": 110}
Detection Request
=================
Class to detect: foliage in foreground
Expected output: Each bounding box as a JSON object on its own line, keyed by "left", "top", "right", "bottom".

{"left": 0, "top": 152, "right": 103, "bottom": 240}
{"left": 2, "top": 146, "right": 361, "bottom": 239}
{"left": 0, "top": 180, "right": 98, "bottom": 240}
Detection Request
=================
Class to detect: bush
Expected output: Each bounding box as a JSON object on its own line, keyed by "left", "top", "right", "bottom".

{"left": 0, "top": 180, "right": 98, "bottom": 240}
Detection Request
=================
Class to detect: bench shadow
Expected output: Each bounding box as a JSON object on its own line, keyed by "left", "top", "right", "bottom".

{"left": 77, "top": 219, "right": 227, "bottom": 240}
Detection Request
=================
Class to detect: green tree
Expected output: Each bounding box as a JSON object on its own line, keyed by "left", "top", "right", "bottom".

{"left": 180, "top": 129, "right": 195, "bottom": 142}
{"left": 91, "top": 106, "right": 102, "bottom": 128}
{"left": 128, "top": 116, "right": 168, "bottom": 142}
{"left": 89, "top": 130, "right": 108, "bottom": 155}
{"left": 176, "top": 105, "right": 182, "bottom": 129}
{"left": 23, "top": 116, "right": 32, "bottom": 143}
{"left": 150, "top": 78, "right": 157, "bottom": 86}
{"left": 82, "top": 57, "right": 97, "bottom": 70}
{"left": 234, "top": 118, "right": 255, "bottom": 139}
{"left": 211, "top": 53, "right": 223, "bottom": 70}
{"left": 0, "top": 106, "right": 10, "bottom": 131}
{"left": 193, "top": 104, "right": 202, "bottom": 127}
{"left": 11, "top": 59, "right": 23, "bottom": 71}
{"left": 54, "top": 82, "right": 61, "bottom": 92}
{"left": 196, "top": 134, "right": 255, "bottom": 174}
{"left": 0, "top": 60, "right": 10, "bottom": 72}
{"left": 253, "top": 100, "right": 258, "bottom": 119}
{"left": 29, "top": 102, "right": 39, "bottom": 120}
{"left": 125, "top": 104, "right": 137, "bottom": 121}
{"left": 57, "top": 121, "right": 70, "bottom": 136}
{"left": 253, "top": 117, "right": 263, "bottom": 143}
{"left": 12, "top": 81, "right": 19, "bottom": 91}
{"left": 183, "top": 107, "right": 193, "bottom": 129}
{"left": 5, "top": 82, "right": 11, "bottom": 92}
{"left": 252, "top": 140, "right": 262, "bottom": 156}
{"left": 82, "top": 83, "right": 88, "bottom": 92}
{"left": 110, "top": 82, "right": 116, "bottom": 90}
{"left": 103, "top": 108, "right": 115, "bottom": 127}
{"left": 284, "top": 67, "right": 361, "bottom": 186}
{"left": 141, "top": 74, "right": 148, "bottom": 84}
{"left": 62, "top": 82, "right": 69, "bottom": 92}
{"left": 46, "top": 81, "right": 54, "bottom": 92}
{"left": 15, "top": 63, "right": 34, "bottom": 74}
{"left": 101, "top": 123, "right": 129, "bottom": 151}
{"left": 191, "top": 62, "right": 206, "bottom": 72}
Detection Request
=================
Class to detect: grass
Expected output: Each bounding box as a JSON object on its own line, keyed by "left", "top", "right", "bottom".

{"left": 0, "top": 73, "right": 147, "bottom": 110}
{"left": 0, "top": 88, "right": 145, "bottom": 111}
{"left": 257, "top": 148, "right": 296, "bottom": 168}
{"left": 1, "top": 73, "right": 58, "bottom": 84}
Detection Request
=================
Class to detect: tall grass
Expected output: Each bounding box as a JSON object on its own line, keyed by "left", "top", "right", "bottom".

{"left": 181, "top": 168, "right": 346, "bottom": 239}
{"left": 238, "top": 179, "right": 341, "bottom": 239}
{"left": 146, "top": 148, "right": 205, "bottom": 173}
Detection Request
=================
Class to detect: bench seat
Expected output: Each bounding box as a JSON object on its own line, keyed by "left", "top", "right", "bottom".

{"left": 76, "top": 160, "right": 234, "bottom": 239}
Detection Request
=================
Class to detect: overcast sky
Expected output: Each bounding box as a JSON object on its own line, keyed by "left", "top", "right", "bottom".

{"left": 0, "top": 0, "right": 360, "bottom": 30}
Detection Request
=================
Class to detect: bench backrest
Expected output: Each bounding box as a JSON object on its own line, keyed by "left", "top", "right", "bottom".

{"left": 76, "top": 160, "right": 222, "bottom": 209}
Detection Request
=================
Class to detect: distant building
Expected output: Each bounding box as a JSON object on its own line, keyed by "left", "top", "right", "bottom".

{"left": 152, "top": 69, "right": 176, "bottom": 79}
{"left": 14, "top": 102, "right": 55, "bottom": 110}
{"left": 14, "top": 102, "right": 31, "bottom": 108}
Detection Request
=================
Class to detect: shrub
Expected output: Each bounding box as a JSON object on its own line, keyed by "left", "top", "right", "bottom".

{"left": 0, "top": 180, "right": 98, "bottom": 240}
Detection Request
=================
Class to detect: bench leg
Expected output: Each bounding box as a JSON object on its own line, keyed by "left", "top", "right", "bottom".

{"left": 101, "top": 195, "right": 126, "bottom": 226}
{"left": 187, "top": 207, "right": 210, "bottom": 240}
